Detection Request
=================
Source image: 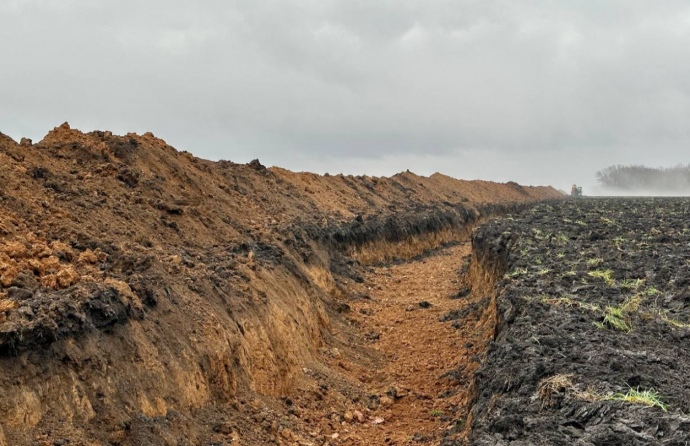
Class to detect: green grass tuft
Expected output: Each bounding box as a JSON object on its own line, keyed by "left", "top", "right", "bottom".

{"left": 507, "top": 267, "right": 528, "bottom": 278}
{"left": 588, "top": 269, "right": 615, "bottom": 286}
{"left": 608, "top": 388, "right": 668, "bottom": 412}
{"left": 586, "top": 258, "right": 604, "bottom": 267}
{"left": 619, "top": 278, "right": 645, "bottom": 290}
{"left": 602, "top": 306, "right": 631, "bottom": 332}
{"left": 645, "top": 286, "right": 662, "bottom": 296}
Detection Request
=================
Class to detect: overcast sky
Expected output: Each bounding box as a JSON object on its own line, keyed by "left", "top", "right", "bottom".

{"left": 2, "top": 1, "right": 690, "bottom": 193}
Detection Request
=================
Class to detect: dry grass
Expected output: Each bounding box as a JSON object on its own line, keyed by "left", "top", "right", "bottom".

{"left": 534, "top": 378, "right": 607, "bottom": 405}
{"left": 621, "top": 294, "right": 643, "bottom": 313}
{"left": 537, "top": 374, "right": 574, "bottom": 408}
{"left": 655, "top": 310, "right": 690, "bottom": 329}
{"left": 573, "top": 385, "right": 606, "bottom": 403}
{"left": 541, "top": 296, "right": 600, "bottom": 312}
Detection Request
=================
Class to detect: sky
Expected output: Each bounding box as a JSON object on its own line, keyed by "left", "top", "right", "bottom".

{"left": 2, "top": 1, "right": 690, "bottom": 194}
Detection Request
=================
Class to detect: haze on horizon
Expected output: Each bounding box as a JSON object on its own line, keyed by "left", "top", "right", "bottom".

{"left": 2, "top": 1, "right": 690, "bottom": 195}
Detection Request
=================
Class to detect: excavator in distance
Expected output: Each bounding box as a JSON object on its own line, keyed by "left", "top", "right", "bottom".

{"left": 571, "top": 184, "right": 583, "bottom": 197}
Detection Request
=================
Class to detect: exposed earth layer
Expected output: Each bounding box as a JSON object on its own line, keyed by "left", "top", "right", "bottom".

{"left": 0, "top": 124, "right": 560, "bottom": 445}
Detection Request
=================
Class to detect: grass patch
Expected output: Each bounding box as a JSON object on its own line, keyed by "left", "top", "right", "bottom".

{"left": 588, "top": 269, "right": 615, "bottom": 286}
{"left": 600, "top": 306, "right": 631, "bottom": 332}
{"left": 429, "top": 409, "right": 445, "bottom": 417}
{"left": 619, "top": 278, "right": 645, "bottom": 290}
{"left": 586, "top": 258, "right": 604, "bottom": 267}
{"left": 508, "top": 267, "right": 528, "bottom": 278}
{"left": 554, "top": 233, "right": 569, "bottom": 245}
{"left": 620, "top": 295, "right": 643, "bottom": 313}
{"left": 645, "top": 286, "right": 662, "bottom": 296}
{"left": 607, "top": 388, "right": 668, "bottom": 412}
{"left": 593, "top": 295, "right": 644, "bottom": 332}
{"left": 612, "top": 236, "right": 627, "bottom": 250}
{"left": 656, "top": 310, "right": 690, "bottom": 329}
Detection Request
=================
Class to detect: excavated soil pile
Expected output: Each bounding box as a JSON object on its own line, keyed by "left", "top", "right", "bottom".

{"left": 0, "top": 124, "right": 560, "bottom": 445}
{"left": 467, "top": 198, "right": 690, "bottom": 445}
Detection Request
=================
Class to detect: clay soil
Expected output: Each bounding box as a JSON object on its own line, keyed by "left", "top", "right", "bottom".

{"left": 0, "top": 124, "right": 560, "bottom": 445}
{"left": 469, "top": 198, "right": 690, "bottom": 445}
{"left": 331, "top": 243, "right": 493, "bottom": 445}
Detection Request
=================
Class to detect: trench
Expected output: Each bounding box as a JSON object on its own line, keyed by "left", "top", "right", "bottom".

{"left": 0, "top": 128, "right": 567, "bottom": 445}
{"left": 0, "top": 199, "right": 537, "bottom": 446}
{"left": 314, "top": 207, "right": 522, "bottom": 445}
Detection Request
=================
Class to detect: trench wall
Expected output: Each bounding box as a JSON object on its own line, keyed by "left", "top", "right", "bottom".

{"left": 0, "top": 124, "right": 563, "bottom": 444}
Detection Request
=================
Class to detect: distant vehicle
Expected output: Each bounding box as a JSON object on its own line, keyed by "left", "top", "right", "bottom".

{"left": 571, "top": 184, "right": 583, "bottom": 197}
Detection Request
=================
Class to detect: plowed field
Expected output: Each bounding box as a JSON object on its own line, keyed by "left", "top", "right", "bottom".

{"left": 469, "top": 198, "right": 690, "bottom": 445}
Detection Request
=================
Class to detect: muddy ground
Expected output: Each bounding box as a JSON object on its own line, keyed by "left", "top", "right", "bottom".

{"left": 467, "top": 198, "right": 690, "bottom": 445}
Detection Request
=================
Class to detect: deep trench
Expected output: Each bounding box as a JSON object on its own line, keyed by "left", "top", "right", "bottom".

{"left": 0, "top": 198, "right": 543, "bottom": 446}
{"left": 329, "top": 202, "right": 533, "bottom": 444}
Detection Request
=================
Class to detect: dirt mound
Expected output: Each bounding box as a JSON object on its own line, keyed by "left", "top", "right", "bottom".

{"left": 0, "top": 124, "right": 560, "bottom": 445}
{"left": 467, "top": 198, "right": 690, "bottom": 445}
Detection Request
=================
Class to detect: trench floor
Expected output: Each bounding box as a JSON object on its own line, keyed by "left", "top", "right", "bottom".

{"left": 332, "top": 243, "right": 494, "bottom": 445}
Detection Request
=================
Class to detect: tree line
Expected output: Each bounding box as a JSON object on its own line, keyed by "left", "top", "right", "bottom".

{"left": 596, "top": 164, "right": 690, "bottom": 192}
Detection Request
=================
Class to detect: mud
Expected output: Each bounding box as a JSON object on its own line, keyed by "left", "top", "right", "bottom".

{"left": 467, "top": 198, "right": 690, "bottom": 445}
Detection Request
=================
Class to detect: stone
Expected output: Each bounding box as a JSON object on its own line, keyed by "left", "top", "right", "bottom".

{"left": 380, "top": 396, "right": 394, "bottom": 408}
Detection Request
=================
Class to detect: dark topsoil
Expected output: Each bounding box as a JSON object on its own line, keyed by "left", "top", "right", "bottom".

{"left": 467, "top": 198, "right": 690, "bottom": 445}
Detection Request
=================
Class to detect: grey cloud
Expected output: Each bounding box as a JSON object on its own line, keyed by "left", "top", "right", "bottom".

{"left": 2, "top": 1, "right": 690, "bottom": 192}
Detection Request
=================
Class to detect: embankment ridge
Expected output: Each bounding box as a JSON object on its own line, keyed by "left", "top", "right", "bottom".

{"left": 0, "top": 124, "right": 561, "bottom": 444}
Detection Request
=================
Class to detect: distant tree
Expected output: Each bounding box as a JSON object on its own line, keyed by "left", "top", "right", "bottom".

{"left": 596, "top": 164, "right": 690, "bottom": 192}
